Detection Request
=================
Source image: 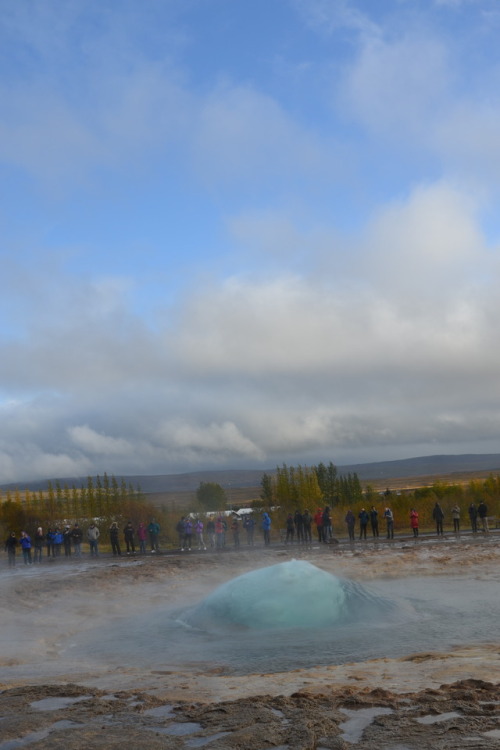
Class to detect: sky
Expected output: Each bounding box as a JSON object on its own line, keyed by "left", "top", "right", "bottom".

{"left": 2, "top": 0, "right": 500, "bottom": 483}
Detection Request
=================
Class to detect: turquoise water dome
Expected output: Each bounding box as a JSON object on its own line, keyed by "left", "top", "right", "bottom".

{"left": 187, "top": 559, "right": 347, "bottom": 630}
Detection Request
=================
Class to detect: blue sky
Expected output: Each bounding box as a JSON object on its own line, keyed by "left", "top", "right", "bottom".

{"left": 2, "top": 0, "right": 500, "bottom": 482}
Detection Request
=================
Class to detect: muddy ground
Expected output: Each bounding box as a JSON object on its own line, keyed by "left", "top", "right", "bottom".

{"left": 0, "top": 534, "right": 499, "bottom": 748}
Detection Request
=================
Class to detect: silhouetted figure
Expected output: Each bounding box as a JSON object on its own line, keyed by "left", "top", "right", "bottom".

{"left": 433, "top": 503, "right": 444, "bottom": 536}
{"left": 359, "top": 508, "right": 369, "bottom": 540}
{"left": 370, "top": 506, "right": 379, "bottom": 538}
{"left": 468, "top": 503, "right": 478, "bottom": 533}
{"left": 345, "top": 509, "right": 355, "bottom": 541}
{"left": 410, "top": 508, "right": 419, "bottom": 538}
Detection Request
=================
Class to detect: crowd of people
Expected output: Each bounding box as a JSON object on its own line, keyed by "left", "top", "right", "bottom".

{"left": 340, "top": 500, "right": 492, "bottom": 542}
{"left": 3, "top": 518, "right": 162, "bottom": 566}
{"left": 3, "top": 500, "right": 495, "bottom": 567}
{"left": 174, "top": 513, "right": 265, "bottom": 550}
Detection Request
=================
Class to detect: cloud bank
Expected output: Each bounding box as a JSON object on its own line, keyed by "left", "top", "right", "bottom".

{"left": 1, "top": 0, "right": 500, "bottom": 482}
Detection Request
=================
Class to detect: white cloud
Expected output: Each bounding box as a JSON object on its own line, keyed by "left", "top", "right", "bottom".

{"left": 68, "top": 425, "right": 134, "bottom": 456}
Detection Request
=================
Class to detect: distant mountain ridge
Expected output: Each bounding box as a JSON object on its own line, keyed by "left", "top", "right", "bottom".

{"left": 3, "top": 453, "right": 500, "bottom": 493}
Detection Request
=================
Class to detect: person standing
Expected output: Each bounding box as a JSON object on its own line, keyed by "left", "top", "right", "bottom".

{"left": 63, "top": 526, "right": 73, "bottom": 557}
{"left": 137, "top": 523, "right": 147, "bottom": 554}
{"left": 123, "top": 521, "right": 136, "bottom": 555}
{"left": 109, "top": 522, "right": 121, "bottom": 556}
{"left": 477, "top": 500, "right": 489, "bottom": 533}
{"left": 433, "top": 503, "right": 444, "bottom": 536}
{"left": 183, "top": 518, "right": 193, "bottom": 551}
{"left": 87, "top": 523, "right": 100, "bottom": 557}
{"left": 314, "top": 508, "right": 324, "bottom": 543}
{"left": 358, "top": 508, "right": 369, "bottom": 540}
{"left": 384, "top": 507, "right": 394, "bottom": 539}
{"left": 345, "top": 510, "right": 355, "bottom": 541}
{"left": 451, "top": 504, "right": 461, "bottom": 534}
{"left": 215, "top": 516, "right": 225, "bottom": 549}
{"left": 176, "top": 517, "right": 186, "bottom": 549}
{"left": 148, "top": 518, "right": 160, "bottom": 552}
{"left": 33, "top": 527, "right": 44, "bottom": 563}
{"left": 468, "top": 503, "right": 478, "bottom": 534}
{"left": 53, "top": 527, "right": 63, "bottom": 557}
{"left": 5, "top": 532, "right": 17, "bottom": 567}
{"left": 71, "top": 523, "right": 83, "bottom": 557}
{"left": 243, "top": 514, "right": 255, "bottom": 546}
{"left": 322, "top": 506, "right": 332, "bottom": 543}
{"left": 46, "top": 528, "right": 55, "bottom": 558}
{"left": 370, "top": 506, "right": 379, "bottom": 538}
{"left": 231, "top": 517, "right": 240, "bottom": 548}
{"left": 206, "top": 516, "right": 216, "bottom": 548}
{"left": 20, "top": 531, "right": 32, "bottom": 565}
{"left": 302, "top": 509, "right": 312, "bottom": 545}
{"left": 410, "top": 508, "right": 419, "bottom": 538}
{"left": 262, "top": 512, "right": 271, "bottom": 546}
{"left": 195, "top": 518, "right": 206, "bottom": 550}
{"left": 285, "top": 514, "right": 295, "bottom": 544}
{"left": 294, "top": 510, "right": 304, "bottom": 544}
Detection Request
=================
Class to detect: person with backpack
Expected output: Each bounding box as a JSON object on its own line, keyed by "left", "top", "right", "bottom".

{"left": 148, "top": 518, "right": 160, "bottom": 552}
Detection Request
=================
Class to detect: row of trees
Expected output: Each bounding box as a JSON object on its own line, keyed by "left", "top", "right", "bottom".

{"left": 0, "top": 475, "right": 148, "bottom": 535}
{"left": 260, "top": 463, "right": 363, "bottom": 509}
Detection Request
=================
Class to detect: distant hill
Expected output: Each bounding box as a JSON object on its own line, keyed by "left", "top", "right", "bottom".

{"left": 3, "top": 453, "right": 500, "bottom": 493}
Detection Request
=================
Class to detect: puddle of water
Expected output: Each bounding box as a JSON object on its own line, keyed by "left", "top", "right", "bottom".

{"left": 0, "top": 720, "right": 79, "bottom": 750}
{"left": 416, "top": 711, "right": 461, "bottom": 725}
{"left": 143, "top": 704, "right": 176, "bottom": 718}
{"left": 185, "top": 731, "right": 231, "bottom": 747}
{"left": 339, "top": 707, "right": 393, "bottom": 744}
{"left": 30, "top": 696, "right": 89, "bottom": 711}
{"left": 147, "top": 721, "right": 202, "bottom": 736}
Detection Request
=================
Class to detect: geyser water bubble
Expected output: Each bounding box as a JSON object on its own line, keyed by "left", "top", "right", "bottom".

{"left": 184, "top": 559, "right": 348, "bottom": 630}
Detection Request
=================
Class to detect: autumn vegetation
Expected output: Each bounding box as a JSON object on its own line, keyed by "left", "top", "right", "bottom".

{"left": 0, "top": 464, "right": 499, "bottom": 548}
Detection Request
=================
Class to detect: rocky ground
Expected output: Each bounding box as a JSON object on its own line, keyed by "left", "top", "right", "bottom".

{"left": 1, "top": 534, "right": 499, "bottom": 749}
